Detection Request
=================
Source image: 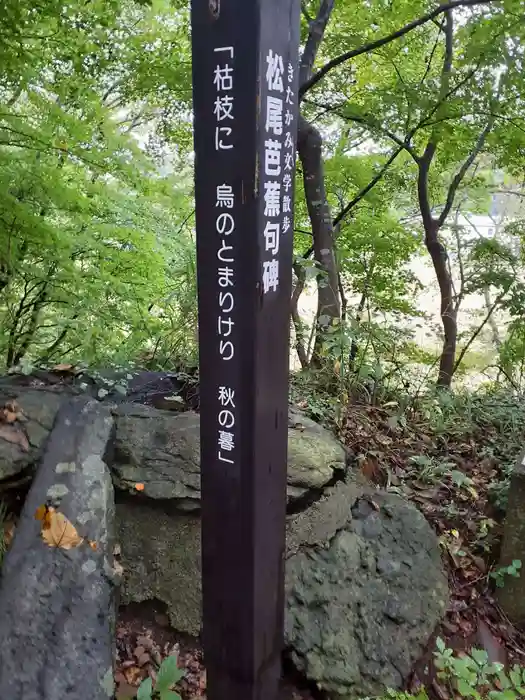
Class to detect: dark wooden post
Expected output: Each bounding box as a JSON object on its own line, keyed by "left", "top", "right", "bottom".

{"left": 190, "top": 2, "right": 301, "bottom": 700}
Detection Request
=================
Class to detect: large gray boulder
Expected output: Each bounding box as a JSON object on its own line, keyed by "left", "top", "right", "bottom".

{"left": 116, "top": 474, "right": 448, "bottom": 697}
{"left": 110, "top": 403, "right": 347, "bottom": 508}
{"left": 0, "top": 397, "right": 119, "bottom": 700}
{"left": 285, "top": 479, "right": 449, "bottom": 698}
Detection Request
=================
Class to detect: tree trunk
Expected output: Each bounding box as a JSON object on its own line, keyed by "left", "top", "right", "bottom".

{"left": 483, "top": 286, "right": 502, "bottom": 350}
{"left": 297, "top": 114, "right": 340, "bottom": 364}
{"left": 424, "top": 220, "right": 457, "bottom": 388}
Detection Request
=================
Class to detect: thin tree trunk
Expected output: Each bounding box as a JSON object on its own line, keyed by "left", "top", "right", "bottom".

{"left": 424, "top": 222, "right": 457, "bottom": 387}
{"left": 297, "top": 114, "right": 340, "bottom": 364}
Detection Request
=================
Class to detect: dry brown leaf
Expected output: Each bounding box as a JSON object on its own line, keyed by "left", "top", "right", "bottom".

{"left": 1, "top": 401, "right": 25, "bottom": 424}
{"left": 116, "top": 681, "right": 140, "bottom": 700}
{"left": 3, "top": 520, "right": 15, "bottom": 548}
{"left": 0, "top": 424, "right": 29, "bottom": 451}
{"left": 3, "top": 410, "right": 17, "bottom": 424}
{"left": 123, "top": 666, "right": 143, "bottom": 686}
{"left": 41, "top": 510, "right": 84, "bottom": 550}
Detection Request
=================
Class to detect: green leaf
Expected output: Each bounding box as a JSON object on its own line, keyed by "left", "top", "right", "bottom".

{"left": 457, "top": 678, "right": 475, "bottom": 697}
{"left": 137, "top": 677, "right": 153, "bottom": 700}
{"left": 155, "top": 655, "right": 184, "bottom": 692}
{"left": 489, "top": 690, "right": 518, "bottom": 700}
{"left": 471, "top": 648, "right": 489, "bottom": 667}
{"left": 510, "top": 667, "right": 522, "bottom": 688}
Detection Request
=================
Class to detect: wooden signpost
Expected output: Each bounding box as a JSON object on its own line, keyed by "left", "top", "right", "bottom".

{"left": 190, "top": 1, "right": 301, "bottom": 699}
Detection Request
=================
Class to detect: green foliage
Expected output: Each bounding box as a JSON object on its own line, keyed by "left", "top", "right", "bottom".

{"left": 135, "top": 654, "right": 185, "bottom": 700}
{"left": 490, "top": 560, "right": 522, "bottom": 589}
{"left": 434, "top": 637, "right": 525, "bottom": 700}
{"left": 0, "top": 0, "right": 197, "bottom": 370}
{"left": 363, "top": 641, "right": 525, "bottom": 700}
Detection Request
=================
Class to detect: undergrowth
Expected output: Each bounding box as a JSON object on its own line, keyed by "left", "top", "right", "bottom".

{"left": 375, "top": 639, "right": 525, "bottom": 700}
{"left": 290, "top": 371, "right": 525, "bottom": 513}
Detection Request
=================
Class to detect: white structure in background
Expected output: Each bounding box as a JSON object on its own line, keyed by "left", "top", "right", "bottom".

{"left": 292, "top": 188, "right": 524, "bottom": 379}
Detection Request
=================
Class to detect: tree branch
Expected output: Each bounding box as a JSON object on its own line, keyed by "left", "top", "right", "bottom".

{"left": 333, "top": 145, "right": 404, "bottom": 228}
{"left": 291, "top": 260, "right": 309, "bottom": 368}
{"left": 299, "top": 0, "right": 336, "bottom": 87}
{"left": 301, "top": 1, "right": 313, "bottom": 24}
{"left": 437, "top": 119, "right": 493, "bottom": 227}
{"left": 453, "top": 287, "right": 509, "bottom": 373}
{"left": 300, "top": 0, "right": 496, "bottom": 97}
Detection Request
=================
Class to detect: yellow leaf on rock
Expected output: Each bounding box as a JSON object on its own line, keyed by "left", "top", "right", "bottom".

{"left": 41, "top": 510, "right": 84, "bottom": 549}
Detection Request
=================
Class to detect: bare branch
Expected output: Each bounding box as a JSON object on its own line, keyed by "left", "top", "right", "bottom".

{"left": 418, "top": 28, "right": 442, "bottom": 86}
{"left": 418, "top": 10, "right": 454, "bottom": 230}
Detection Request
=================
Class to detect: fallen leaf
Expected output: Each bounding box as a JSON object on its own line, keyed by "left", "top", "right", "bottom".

{"left": 123, "top": 666, "right": 143, "bottom": 687}
{"left": 472, "top": 556, "right": 487, "bottom": 573}
{"left": 35, "top": 504, "right": 55, "bottom": 529}
{"left": 116, "top": 681, "right": 139, "bottom": 700}
{"left": 135, "top": 483, "right": 145, "bottom": 492}
{"left": 136, "top": 652, "right": 151, "bottom": 667}
{"left": 0, "top": 424, "right": 29, "bottom": 451}
{"left": 3, "top": 520, "right": 15, "bottom": 548}
{"left": 89, "top": 540, "right": 97, "bottom": 551}
{"left": 113, "top": 560, "right": 124, "bottom": 577}
{"left": 1, "top": 401, "right": 26, "bottom": 424}
{"left": 41, "top": 510, "right": 84, "bottom": 549}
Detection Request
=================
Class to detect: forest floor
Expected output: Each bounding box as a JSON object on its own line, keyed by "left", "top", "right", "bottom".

{"left": 113, "top": 390, "right": 525, "bottom": 700}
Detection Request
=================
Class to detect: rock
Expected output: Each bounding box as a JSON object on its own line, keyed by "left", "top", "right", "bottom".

{"left": 116, "top": 474, "right": 448, "bottom": 697}
{"left": 111, "top": 404, "right": 347, "bottom": 508}
{"left": 0, "top": 397, "right": 119, "bottom": 700}
{"left": 0, "top": 389, "right": 64, "bottom": 482}
{"left": 116, "top": 496, "right": 201, "bottom": 635}
{"left": 285, "top": 479, "right": 449, "bottom": 699}
{"left": 287, "top": 406, "right": 347, "bottom": 495}
{"left": 111, "top": 405, "right": 201, "bottom": 509}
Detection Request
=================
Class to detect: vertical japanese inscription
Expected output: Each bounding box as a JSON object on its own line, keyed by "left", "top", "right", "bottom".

{"left": 260, "top": 51, "right": 298, "bottom": 294}
{"left": 213, "top": 45, "right": 237, "bottom": 466}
